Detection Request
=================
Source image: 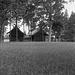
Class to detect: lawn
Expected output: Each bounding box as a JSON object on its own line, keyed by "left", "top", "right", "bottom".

{"left": 0, "top": 42, "right": 75, "bottom": 75}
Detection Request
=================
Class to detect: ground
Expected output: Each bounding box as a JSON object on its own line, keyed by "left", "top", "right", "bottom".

{"left": 0, "top": 42, "right": 75, "bottom": 75}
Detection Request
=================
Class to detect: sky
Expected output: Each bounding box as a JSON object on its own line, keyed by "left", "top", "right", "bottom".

{"left": 64, "top": 0, "right": 75, "bottom": 16}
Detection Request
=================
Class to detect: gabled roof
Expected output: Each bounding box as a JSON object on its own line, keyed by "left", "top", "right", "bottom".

{"left": 28, "top": 28, "right": 48, "bottom": 36}
{"left": 7, "top": 25, "right": 25, "bottom": 35}
{"left": 28, "top": 28, "right": 40, "bottom": 35}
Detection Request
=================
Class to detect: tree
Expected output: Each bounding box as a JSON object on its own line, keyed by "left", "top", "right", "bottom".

{"left": 52, "top": 9, "right": 69, "bottom": 42}
{"left": 69, "top": 0, "right": 74, "bottom": 2}
{"left": 30, "top": 0, "right": 66, "bottom": 42}
{"left": 60, "top": 12, "right": 75, "bottom": 42}
{"left": 5, "top": 0, "right": 35, "bottom": 41}
{"left": 0, "top": 0, "right": 11, "bottom": 42}
{"left": 52, "top": 21, "right": 63, "bottom": 41}
{"left": 0, "top": 0, "right": 26, "bottom": 42}
{"left": 0, "top": 0, "right": 68, "bottom": 42}
{"left": 67, "top": 12, "right": 75, "bottom": 41}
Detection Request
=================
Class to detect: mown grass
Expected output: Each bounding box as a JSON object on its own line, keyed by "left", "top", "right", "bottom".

{"left": 0, "top": 42, "right": 75, "bottom": 75}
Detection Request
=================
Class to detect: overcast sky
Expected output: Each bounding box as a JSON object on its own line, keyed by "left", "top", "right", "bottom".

{"left": 64, "top": 0, "right": 75, "bottom": 16}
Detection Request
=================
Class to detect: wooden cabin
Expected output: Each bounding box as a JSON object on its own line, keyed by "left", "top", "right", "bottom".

{"left": 25, "top": 29, "right": 48, "bottom": 41}
{"left": 8, "top": 26, "right": 25, "bottom": 42}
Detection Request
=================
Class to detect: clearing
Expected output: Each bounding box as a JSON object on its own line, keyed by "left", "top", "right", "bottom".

{"left": 0, "top": 42, "right": 75, "bottom": 75}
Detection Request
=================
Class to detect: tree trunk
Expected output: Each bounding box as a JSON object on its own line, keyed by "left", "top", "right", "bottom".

{"left": 1, "top": 26, "right": 4, "bottom": 42}
{"left": 73, "top": 35, "right": 75, "bottom": 42}
{"left": 16, "top": 16, "right": 18, "bottom": 42}
{"left": 31, "top": 21, "right": 32, "bottom": 41}
{"left": 9, "top": 11, "right": 12, "bottom": 42}
{"left": 0, "top": 21, "right": 4, "bottom": 42}
{"left": 42, "top": 29, "right": 44, "bottom": 41}
{"left": 58, "top": 36, "right": 61, "bottom": 42}
{"left": 48, "top": 1, "right": 52, "bottom": 42}
{"left": 49, "top": 22, "right": 52, "bottom": 42}
{"left": 58, "top": 31, "right": 62, "bottom": 42}
{"left": 9, "top": 19, "right": 11, "bottom": 42}
{"left": 73, "top": 37, "right": 75, "bottom": 42}
{"left": 23, "top": 21, "right": 25, "bottom": 41}
{"left": 0, "top": 28, "right": 1, "bottom": 42}
{"left": 0, "top": 26, "right": 3, "bottom": 42}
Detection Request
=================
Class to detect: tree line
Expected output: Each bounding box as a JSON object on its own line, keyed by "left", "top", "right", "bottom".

{"left": 0, "top": 0, "right": 74, "bottom": 42}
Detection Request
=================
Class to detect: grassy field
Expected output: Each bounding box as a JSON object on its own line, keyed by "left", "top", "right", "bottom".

{"left": 0, "top": 42, "right": 75, "bottom": 75}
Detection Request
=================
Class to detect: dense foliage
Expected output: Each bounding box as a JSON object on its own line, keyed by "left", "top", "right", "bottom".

{"left": 61, "top": 12, "right": 75, "bottom": 42}
{"left": 0, "top": 0, "right": 75, "bottom": 42}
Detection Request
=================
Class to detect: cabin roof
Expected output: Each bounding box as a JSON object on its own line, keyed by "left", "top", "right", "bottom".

{"left": 7, "top": 25, "right": 25, "bottom": 35}
{"left": 28, "top": 28, "right": 48, "bottom": 36}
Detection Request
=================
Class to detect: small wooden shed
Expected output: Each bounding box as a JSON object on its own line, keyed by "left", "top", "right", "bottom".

{"left": 25, "top": 29, "right": 48, "bottom": 41}
{"left": 8, "top": 26, "right": 25, "bottom": 42}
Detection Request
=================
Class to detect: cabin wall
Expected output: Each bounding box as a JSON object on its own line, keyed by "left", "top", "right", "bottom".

{"left": 32, "top": 32, "right": 45, "bottom": 41}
